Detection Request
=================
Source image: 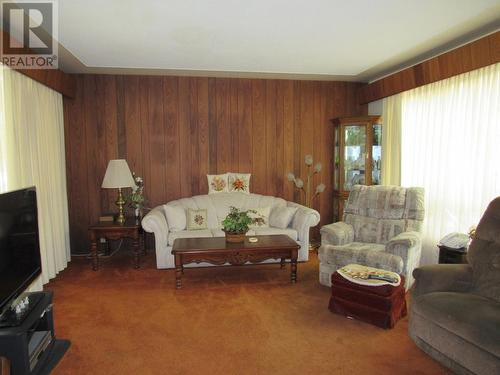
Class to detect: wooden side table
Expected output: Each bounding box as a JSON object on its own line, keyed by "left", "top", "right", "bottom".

{"left": 438, "top": 245, "right": 468, "bottom": 264}
{"left": 88, "top": 218, "right": 144, "bottom": 270}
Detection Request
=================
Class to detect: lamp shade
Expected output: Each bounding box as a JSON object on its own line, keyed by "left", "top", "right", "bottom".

{"left": 101, "top": 159, "right": 135, "bottom": 189}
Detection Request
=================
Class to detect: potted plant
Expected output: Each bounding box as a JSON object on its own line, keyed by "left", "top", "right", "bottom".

{"left": 221, "top": 206, "right": 262, "bottom": 243}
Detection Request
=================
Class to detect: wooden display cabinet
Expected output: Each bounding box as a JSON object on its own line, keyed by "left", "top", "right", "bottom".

{"left": 331, "top": 115, "right": 382, "bottom": 222}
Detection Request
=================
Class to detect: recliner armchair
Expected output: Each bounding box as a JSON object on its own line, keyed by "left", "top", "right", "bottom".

{"left": 409, "top": 197, "right": 500, "bottom": 375}
{"left": 318, "top": 185, "right": 425, "bottom": 290}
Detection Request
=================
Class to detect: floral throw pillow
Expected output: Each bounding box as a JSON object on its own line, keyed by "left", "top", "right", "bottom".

{"left": 228, "top": 173, "right": 251, "bottom": 194}
{"left": 187, "top": 209, "right": 208, "bottom": 230}
{"left": 248, "top": 206, "right": 270, "bottom": 229}
{"left": 207, "top": 173, "right": 229, "bottom": 194}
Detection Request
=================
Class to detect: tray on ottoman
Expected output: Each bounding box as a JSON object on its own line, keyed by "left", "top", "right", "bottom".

{"left": 329, "top": 271, "right": 407, "bottom": 329}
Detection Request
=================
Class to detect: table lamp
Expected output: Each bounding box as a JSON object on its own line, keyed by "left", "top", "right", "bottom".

{"left": 101, "top": 159, "right": 135, "bottom": 224}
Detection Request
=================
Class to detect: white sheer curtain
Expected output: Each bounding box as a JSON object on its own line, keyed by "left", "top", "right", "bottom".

{"left": 0, "top": 66, "right": 71, "bottom": 285}
{"left": 381, "top": 94, "right": 402, "bottom": 185}
{"left": 400, "top": 63, "right": 500, "bottom": 264}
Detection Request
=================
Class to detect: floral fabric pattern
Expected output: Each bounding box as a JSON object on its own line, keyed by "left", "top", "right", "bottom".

{"left": 228, "top": 173, "right": 251, "bottom": 194}
{"left": 187, "top": 209, "right": 208, "bottom": 230}
{"left": 248, "top": 206, "right": 270, "bottom": 229}
{"left": 194, "top": 214, "right": 204, "bottom": 226}
{"left": 207, "top": 174, "right": 229, "bottom": 194}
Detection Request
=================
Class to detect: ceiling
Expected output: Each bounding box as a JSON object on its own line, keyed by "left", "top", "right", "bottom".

{"left": 57, "top": 0, "right": 500, "bottom": 82}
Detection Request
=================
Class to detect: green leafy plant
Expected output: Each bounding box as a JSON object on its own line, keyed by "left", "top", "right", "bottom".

{"left": 127, "top": 172, "right": 146, "bottom": 209}
{"left": 222, "top": 206, "right": 260, "bottom": 234}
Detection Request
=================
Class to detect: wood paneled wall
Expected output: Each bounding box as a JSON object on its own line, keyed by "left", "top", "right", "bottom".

{"left": 358, "top": 31, "right": 500, "bottom": 104}
{"left": 63, "top": 75, "right": 365, "bottom": 253}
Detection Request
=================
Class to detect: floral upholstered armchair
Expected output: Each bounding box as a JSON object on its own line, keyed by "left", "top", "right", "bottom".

{"left": 319, "top": 185, "right": 425, "bottom": 290}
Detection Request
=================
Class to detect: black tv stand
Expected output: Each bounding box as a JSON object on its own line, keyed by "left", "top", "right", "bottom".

{"left": 0, "top": 291, "right": 70, "bottom": 375}
{"left": 0, "top": 293, "right": 44, "bottom": 328}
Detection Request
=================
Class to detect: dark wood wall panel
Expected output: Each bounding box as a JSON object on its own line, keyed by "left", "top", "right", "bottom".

{"left": 64, "top": 75, "right": 365, "bottom": 253}
{"left": 358, "top": 31, "right": 500, "bottom": 104}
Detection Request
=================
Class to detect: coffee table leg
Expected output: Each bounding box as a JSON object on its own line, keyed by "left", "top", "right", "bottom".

{"left": 291, "top": 250, "right": 298, "bottom": 283}
{"left": 175, "top": 255, "right": 182, "bottom": 289}
{"left": 280, "top": 258, "right": 285, "bottom": 269}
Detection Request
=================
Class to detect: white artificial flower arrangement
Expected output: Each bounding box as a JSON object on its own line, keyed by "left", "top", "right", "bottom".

{"left": 287, "top": 154, "right": 325, "bottom": 208}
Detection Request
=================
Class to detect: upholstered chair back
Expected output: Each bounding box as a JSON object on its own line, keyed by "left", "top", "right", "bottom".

{"left": 343, "top": 185, "right": 425, "bottom": 244}
{"left": 467, "top": 196, "right": 500, "bottom": 302}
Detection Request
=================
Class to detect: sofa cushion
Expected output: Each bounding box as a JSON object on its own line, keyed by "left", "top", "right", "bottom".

{"left": 252, "top": 227, "right": 298, "bottom": 241}
{"left": 207, "top": 192, "right": 287, "bottom": 223}
{"left": 413, "top": 292, "right": 500, "bottom": 357}
{"left": 192, "top": 195, "right": 219, "bottom": 229}
{"left": 207, "top": 173, "right": 229, "bottom": 194}
{"left": 228, "top": 173, "right": 251, "bottom": 194}
{"left": 163, "top": 204, "right": 186, "bottom": 232}
{"left": 269, "top": 206, "right": 298, "bottom": 229}
{"left": 186, "top": 209, "right": 208, "bottom": 230}
{"left": 168, "top": 230, "right": 213, "bottom": 246}
{"left": 249, "top": 206, "right": 270, "bottom": 229}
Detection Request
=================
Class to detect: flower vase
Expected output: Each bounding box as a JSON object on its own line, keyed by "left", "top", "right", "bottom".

{"left": 134, "top": 207, "right": 142, "bottom": 224}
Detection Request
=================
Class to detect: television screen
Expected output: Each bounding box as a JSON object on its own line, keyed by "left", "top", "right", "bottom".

{"left": 0, "top": 187, "right": 41, "bottom": 314}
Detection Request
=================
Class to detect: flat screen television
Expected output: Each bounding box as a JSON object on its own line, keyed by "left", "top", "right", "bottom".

{"left": 0, "top": 187, "right": 42, "bottom": 316}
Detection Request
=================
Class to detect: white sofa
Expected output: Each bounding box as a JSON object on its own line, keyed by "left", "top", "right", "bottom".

{"left": 142, "top": 192, "right": 320, "bottom": 269}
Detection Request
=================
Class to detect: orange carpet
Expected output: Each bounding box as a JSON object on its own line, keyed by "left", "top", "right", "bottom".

{"left": 47, "top": 250, "right": 449, "bottom": 375}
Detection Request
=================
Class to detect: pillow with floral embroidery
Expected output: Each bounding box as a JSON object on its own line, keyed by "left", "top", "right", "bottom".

{"left": 248, "top": 206, "right": 270, "bottom": 229}
{"left": 187, "top": 209, "right": 208, "bottom": 230}
{"left": 228, "top": 173, "right": 251, "bottom": 194}
{"left": 207, "top": 173, "right": 229, "bottom": 194}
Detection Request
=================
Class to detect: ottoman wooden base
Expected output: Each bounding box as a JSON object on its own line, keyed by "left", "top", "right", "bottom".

{"left": 329, "top": 272, "right": 407, "bottom": 329}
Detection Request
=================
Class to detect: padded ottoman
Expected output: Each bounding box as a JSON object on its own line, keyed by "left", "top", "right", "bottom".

{"left": 329, "top": 271, "right": 407, "bottom": 329}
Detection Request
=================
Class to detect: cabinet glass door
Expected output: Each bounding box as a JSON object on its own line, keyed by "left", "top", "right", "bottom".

{"left": 344, "top": 125, "right": 366, "bottom": 190}
{"left": 372, "top": 123, "right": 382, "bottom": 185}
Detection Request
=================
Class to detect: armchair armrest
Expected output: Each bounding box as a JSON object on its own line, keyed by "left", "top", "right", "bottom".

{"left": 386, "top": 231, "right": 422, "bottom": 288}
{"left": 386, "top": 231, "right": 421, "bottom": 254}
{"left": 141, "top": 206, "right": 169, "bottom": 250}
{"left": 320, "top": 222, "right": 354, "bottom": 246}
{"left": 412, "top": 264, "right": 474, "bottom": 298}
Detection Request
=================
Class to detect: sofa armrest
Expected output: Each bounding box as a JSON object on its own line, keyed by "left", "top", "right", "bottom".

{"left": 320, "top": 222, "right": 354, "bottom": 246}
{"left": 141, "top": 206, "right": 169, "bottom": 250}
{"left": 412, "top": 264, "right": 474, "bottom": 298}
{"left": 287, "top": 202, "right": 320, "bottom": 241}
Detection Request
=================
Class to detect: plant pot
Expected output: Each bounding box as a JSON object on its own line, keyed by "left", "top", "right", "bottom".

{"left": 224, "top": 232, "right": 246, "bottom": 243}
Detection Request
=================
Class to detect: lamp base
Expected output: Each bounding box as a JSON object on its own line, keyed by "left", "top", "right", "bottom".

{"left": 115, "top": 188, "right": 126, "bottom": 224}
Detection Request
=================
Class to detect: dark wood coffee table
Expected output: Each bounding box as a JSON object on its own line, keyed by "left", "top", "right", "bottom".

{"left": 171, "top": 235, "right": 300, "bottom": 288}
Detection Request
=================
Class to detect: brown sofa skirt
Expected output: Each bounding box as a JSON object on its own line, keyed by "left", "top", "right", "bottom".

{"left": 329, "top": 272, "right": 407, "bottom": 329}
